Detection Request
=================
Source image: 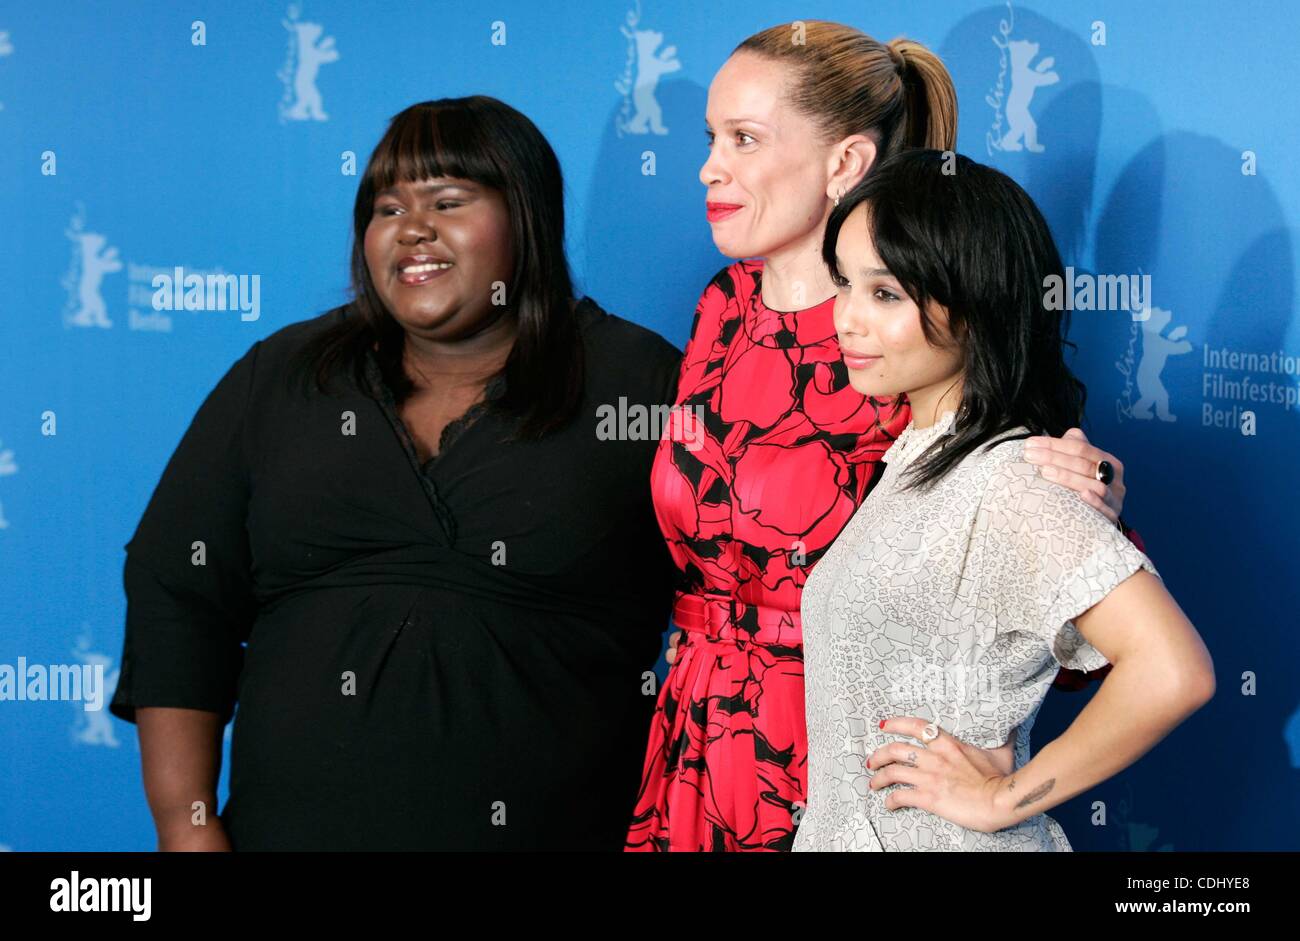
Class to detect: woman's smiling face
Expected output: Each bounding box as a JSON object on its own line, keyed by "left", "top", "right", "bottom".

{"left": 831, "top": 203, "right": 964, "bottom": 419}
{"left": 700, "top": 52, "right": 841, "bottom": 260}
{"left": 363, "top": 176, "right": 514, "bottom": 340}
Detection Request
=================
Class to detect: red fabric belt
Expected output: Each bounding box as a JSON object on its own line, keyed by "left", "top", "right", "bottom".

{"left": 671, "top": 591, "right": 803, "bottom": 649}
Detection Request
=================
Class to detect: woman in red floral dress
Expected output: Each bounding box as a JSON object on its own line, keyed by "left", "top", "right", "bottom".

{"left": 625, "top": 22, "right": 1137, "bottom": 852}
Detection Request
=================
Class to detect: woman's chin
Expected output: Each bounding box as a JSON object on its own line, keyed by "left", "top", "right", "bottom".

{"left": 709, "top": 232, "right": 752, "bottom": 259}
{"left": 846, "top": 376, "right": 895, "bottom": 399}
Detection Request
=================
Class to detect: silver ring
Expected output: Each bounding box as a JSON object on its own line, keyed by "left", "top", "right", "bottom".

{"left": 921, "top": 723, "right": 940, "bottom": 742}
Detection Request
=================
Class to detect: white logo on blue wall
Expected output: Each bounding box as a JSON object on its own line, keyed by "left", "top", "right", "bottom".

{"left": 0, "top": 436, "right": 15, "bottom": 532}
{"left": 62, "top": 209, "right": 120, "bottom": 329}
{"left": 60, "top": 207, "right": 252, "bottom": 331}
{"left": 986, "top": 2, "right": 1059, "bottom": 155}
{"left": 614, "top": 2, "right": 680, "bottom": 136}
{"left": 72, "top": 631, "right": 119, "bottom": 748}
{"left": 1116, "top": 306, "right": 1192, "bottom": 423}
{"left": 278, "top": 4, "right": 338, "bottom": 123}
{"left": 0, "top": 30, "right": 13, "bottom": 112}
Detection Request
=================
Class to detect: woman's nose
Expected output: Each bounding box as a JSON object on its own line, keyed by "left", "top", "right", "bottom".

{"left": 699, "top": 149, "right": 728, "bottom": 187}
{"left": 832, "top": 294, "right": 867, "bottom": 338}
{"left": 398, "top": 217, "right": 436, "bottom": 244}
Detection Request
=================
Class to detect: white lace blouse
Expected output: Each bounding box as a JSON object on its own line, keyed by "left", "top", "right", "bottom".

{"left": 792, "top": 412, "right": 1156, "bottom": 852}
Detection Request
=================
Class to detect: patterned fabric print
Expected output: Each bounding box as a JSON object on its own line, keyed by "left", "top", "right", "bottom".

{"left": 626, "top": 259, "right": 909, "bottom": 851}
{"left": 792, "top": 413, "right": 1157, "bottom": 851}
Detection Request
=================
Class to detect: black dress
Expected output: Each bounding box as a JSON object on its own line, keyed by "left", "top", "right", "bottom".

{"left": 109, "top": 297, "right": 683, "bottom": 850}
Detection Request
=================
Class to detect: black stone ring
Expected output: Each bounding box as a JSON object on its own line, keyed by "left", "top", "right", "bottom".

{"left": 1095, "top": 459, "right": 1115, "bottom": 485}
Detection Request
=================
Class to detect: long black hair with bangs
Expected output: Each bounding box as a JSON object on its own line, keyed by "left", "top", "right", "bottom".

{"left": 291, "top": 96, "right": 583, "bottom": 440}
{"left": 823, "top": 148, "right": 1087, "bottom": 490}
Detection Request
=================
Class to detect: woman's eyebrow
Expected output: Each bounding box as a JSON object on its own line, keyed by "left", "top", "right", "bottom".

{"left": 705, "top": 118, "right": 769, "bottom": 130}
{"left": 834, "top": 254, "right": 891, "bottom": 278}
{"left": 375, "top": 181, "right": 477, "bottom": 197}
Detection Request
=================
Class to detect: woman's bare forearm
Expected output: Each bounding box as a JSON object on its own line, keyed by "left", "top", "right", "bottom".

{"left": 135, "top": 706, "right": 226, "bottom": 838}
{"left": 984, "top": 570, "right": 1214, "bottom": 831}
{"left": 989, "top": 656, "right": 1212, "bottom": 829}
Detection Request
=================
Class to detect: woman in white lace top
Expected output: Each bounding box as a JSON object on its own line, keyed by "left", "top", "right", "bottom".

{"left": 792, "top": 150, "right": 1215, "bottom": 852}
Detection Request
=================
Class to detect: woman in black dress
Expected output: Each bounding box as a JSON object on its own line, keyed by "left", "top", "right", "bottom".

{"left": 109, "top": 96, "right": 682, "bottom": 850}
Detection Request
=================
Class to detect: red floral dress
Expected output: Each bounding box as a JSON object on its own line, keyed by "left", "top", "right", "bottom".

{"left": 625, "top": 259, "right": 1136, "bottom": 851}
{"left": 624, "top": 259, "right": 908, "bottom": 851}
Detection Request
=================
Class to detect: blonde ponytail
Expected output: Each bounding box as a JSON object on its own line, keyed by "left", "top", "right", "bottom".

{"left": 735, "top": 21, "right": 959, "bottom": 162}
{"left": 887, "top": 38, "right": 958, "bottom": 152}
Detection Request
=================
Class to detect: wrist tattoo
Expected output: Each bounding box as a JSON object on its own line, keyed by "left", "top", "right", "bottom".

{"left": 1013, "top": 778, "right": 1055, "bottom": 810}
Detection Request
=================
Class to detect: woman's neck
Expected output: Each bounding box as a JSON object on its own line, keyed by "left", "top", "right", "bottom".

{"left": 908, "top": 376, "right": 964, "bottom": 429}
{"left": 760, "top": 230, "right": 836, "bottom": 312}
{"left": 402, "top": 311, "right": 517, "bottom": 394}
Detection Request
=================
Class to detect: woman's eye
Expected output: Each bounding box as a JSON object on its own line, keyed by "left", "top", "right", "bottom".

{"left": 875, "top": 287, "right": 900, "bottom": 302}
{"left": 377, "top": 201, "right": 460, "bottom": 215}
{"left": 704, "top": 131, "right": 755, "bottom": 146}
{"left": 831, "top": 272, "right": 850, "bottom": 289}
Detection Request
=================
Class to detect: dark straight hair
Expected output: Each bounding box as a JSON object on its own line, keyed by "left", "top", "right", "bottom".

{"left": 291, "top": 96, "right": 584, "bottom": 440}
{"left": 822, "top": 148, "right": 1087, "bottom": 490}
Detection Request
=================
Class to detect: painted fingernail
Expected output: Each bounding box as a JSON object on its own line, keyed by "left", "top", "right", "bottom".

{"left": 878, "top": 720, "right": 886, "bottom": 729}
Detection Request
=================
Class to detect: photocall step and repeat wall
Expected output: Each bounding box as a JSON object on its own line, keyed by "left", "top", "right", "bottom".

{"left": 0, "top": 0, "right": 1296, "bottom": 851}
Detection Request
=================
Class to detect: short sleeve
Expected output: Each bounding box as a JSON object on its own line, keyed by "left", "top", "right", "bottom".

{"left": 976, "top": 455, "right": 1158, "bottom": 672}
{"left": 109, "top": 342, "right": 262, "bottom": 726}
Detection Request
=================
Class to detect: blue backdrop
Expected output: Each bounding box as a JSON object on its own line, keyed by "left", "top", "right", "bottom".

{"left": 2, "top": 0, "right": 1296, "bottom": 850}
